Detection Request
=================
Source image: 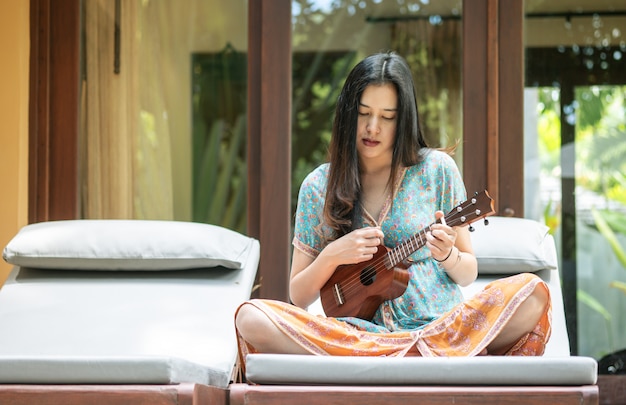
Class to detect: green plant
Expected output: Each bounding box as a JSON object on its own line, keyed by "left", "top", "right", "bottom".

{"left": 577, "top": 208, "right": 626, "bottom": 355}
{"left": 191, "top": 47, "right": 247, "bottom": 234}
{"left": 192, "top": 115, "right": 247, "bottom": 234}
{"left": 577, "top": 289, "right": 614, "bottom": 352}
{"left": 593, "top": 209, "right": 626, "bottom": 267}
{"left": 535, "top": 85, "right": 626, "bottom": 358}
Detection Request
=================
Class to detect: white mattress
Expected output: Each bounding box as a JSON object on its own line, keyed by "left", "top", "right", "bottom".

{"left": 0, "top": 238, "right": 259, "bottom": 388}
{"left": 245, "top": 354, "right": 598, "bottom": 386}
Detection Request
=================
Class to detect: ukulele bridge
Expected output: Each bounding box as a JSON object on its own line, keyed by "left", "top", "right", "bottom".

{"left": 332, "top": 283, "right": 345, "bottom": 306}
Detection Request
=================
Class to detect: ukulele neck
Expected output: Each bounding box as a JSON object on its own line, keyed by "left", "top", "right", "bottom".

{"left": 387, "top": 226, "right": 432, "bottom": 267}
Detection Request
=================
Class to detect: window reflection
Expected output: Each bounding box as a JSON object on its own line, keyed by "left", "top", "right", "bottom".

{"left": 524, "top": 1, "right": 626, "bottom": 361}
{"left": 291, "top": 0, "right": 463, "bottom": 207}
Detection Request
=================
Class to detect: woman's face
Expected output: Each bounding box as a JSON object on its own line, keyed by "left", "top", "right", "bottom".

{"left": 356, "top": 83, "right": 398, "bottom": 167}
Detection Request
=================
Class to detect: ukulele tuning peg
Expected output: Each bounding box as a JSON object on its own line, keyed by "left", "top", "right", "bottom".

{"left": 469, "top": 225, "right": 475, "bottom": 232}
{"left": 484, "top": 219, "right": 489, "bottom": 226}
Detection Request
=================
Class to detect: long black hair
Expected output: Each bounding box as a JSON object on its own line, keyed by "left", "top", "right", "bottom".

{"left": 324, "top": 51, "right": 429, "bottom": 240}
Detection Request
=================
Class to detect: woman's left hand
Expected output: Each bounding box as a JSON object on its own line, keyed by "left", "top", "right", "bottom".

{"left": 426, "top": 210, "right": 456, "bottom": 262}
{"left": 426, "top": 210, "right": 478, "bottom": 286}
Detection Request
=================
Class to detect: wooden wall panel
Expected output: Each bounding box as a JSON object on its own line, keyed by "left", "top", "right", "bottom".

{"left": 247, "top": 0, "right": 292, "bottom": 301}
{"left": 497, "top": 0, "right": 524, "bottom": 217}
{"left": 29, "top": 0, "right": 80, "bottom": 222}
{"left": 463, "top": 0, "right": 523, "bottom": 217}
{"left": 462, "top": 0, "right": 490, "bottom": 203}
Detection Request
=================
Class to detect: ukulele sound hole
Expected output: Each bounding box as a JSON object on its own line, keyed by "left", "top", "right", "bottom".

{"left": 360, "top": 266, "right": 376, "bottom": 286}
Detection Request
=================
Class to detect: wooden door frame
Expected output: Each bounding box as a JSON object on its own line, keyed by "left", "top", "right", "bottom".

{"left": 29, "top": 0, "right": 81, "bottom": 223}
{"left": 247, "top": 0, "right": 292, "bottom": 301}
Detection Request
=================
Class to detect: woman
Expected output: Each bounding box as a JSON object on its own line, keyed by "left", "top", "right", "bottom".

{"left": 235, "top": 51, "right": 550, "bottom": 365}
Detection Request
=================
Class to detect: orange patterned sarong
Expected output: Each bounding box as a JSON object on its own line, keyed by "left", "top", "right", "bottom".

{"left": 236, "top": 273, "right": 552, "bottom": 369}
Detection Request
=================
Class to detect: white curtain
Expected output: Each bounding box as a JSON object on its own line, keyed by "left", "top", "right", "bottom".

{"left": 82, "top": 0, "right": 139, "bottom": 219}
{"left": 82, "top": 0, "right": 204, "bottom": 220}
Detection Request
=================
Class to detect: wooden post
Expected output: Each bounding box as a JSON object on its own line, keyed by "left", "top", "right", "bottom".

{"left": 247, "top": 0, "right": 292, "bottom": 301}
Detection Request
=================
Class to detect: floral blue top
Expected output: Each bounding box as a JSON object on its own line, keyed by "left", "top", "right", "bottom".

{"left": 293, "top": 149, "right": 468, "bottom": 333}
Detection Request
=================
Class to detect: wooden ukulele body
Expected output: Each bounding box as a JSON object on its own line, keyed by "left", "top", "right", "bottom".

{"left": 319, "top": 245, "right": 410, "bottom": 320}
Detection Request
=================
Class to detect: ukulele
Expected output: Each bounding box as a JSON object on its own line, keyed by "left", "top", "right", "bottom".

{"left": 320, "top": 190, "right": 495, "bottom": 320}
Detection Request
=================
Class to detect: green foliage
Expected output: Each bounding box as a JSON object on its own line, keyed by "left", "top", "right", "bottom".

{"left": 542, "top": 198, "right": 560, "bottom": 235}
{"left": 577, "top": 88, "right": 626, "bottom": 356}
{"left": 576, "top": 87, "right": 619, "bottom": 131}
{"left": 592, "top": 209, "right": 626, "bottom": 271}
{"left": 582, "top": 208, "right": 626, "bottom": 354}
{"left": 575, "top": 87, "right": 626, "bottom": 199}
{"left": 611, "top": 281, "right": 626, "bottom": 295}
{"left": 536, "top": 89, "right": 561, "bottom": 175}
{"left": 577, "top": 289, "right": 614, "bottom": 352}
{"left": 191, "top": 48, "right": 247, "bottom": 234}
{"left": 291, "top": 51, "right": 358, "bottom": 209}
{"left": 537, "top": 85, "right": 626, "bottom": 356}
{"left": 192, "top": 115, "right": 247, "bottom": 234}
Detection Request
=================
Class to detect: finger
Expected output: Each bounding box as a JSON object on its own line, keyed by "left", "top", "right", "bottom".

{"left": 439, "top": 216, "right": 447, "bottom": 226}
{"left": 365, "top": 236, "right": 382, "bottom": 248}
{"left": 426, "top": 241, "right": 448, "bottom": 259}
{"left": 429, "top": 228, "right": 449, "bottom": 242}
{"left": 431, "top": 212, "right": 451, "bottom": 232}
{"left": 365, "top": 227, "right": 384, "bottom": 238}
{"left": 426, "top": 232, "right": 443, "bottom": 250}
{"left": 358, "top": 227, "right": 384, "bottom": 242}
{"left": 354, "top": 246, "right": 379, "bottom": 263}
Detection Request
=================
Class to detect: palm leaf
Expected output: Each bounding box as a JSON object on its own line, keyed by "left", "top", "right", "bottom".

{"left": 577, "top": 289, "right": 613, "bottom": 322}
{"left": 577, "top": 289, "right": 614, "bottom": 352}
{"left": 610, "top": 280, "right": 626, "bottom": 295}
{"left": 592, "top": 208, "right": 626, "bottom": 269}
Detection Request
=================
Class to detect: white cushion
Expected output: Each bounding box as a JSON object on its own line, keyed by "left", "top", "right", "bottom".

{"left": 470, "top": 216, "right": 557, "bottom": 274}
{"left": 2, "top": 219, "right": 256, "bottom": 270}
{"left": 245, "top": 354, "right": 598, "bottom": 386}
{"left": 0, "top": 234, "right": 261, "bottom": 387}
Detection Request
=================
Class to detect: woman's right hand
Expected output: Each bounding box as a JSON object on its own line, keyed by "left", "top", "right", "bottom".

{"left": 323, "top": 226, "right": 385, "bottom": 266}
{"left": 289, "top": 227, "right": 384, "bottom": 309}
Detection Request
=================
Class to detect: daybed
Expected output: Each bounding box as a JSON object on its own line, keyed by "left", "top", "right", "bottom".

{"left": 0, "top": 219, "right": 260, "bottom": 404}
{"left": 230, "top": 216, "right": 599, "bottom": 405}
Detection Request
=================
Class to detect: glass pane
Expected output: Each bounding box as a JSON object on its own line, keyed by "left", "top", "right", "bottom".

{"left": 524, "top": 1, "right": 626, "bottom": 366}
{"left": 80, "top": 0, "right": 248, "bottom": 234}
{"left": 291, "top": 0, "right": 463, "bottom": 210}
{"left": 191, "top": 46, "right": 247, "bottom": 231}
